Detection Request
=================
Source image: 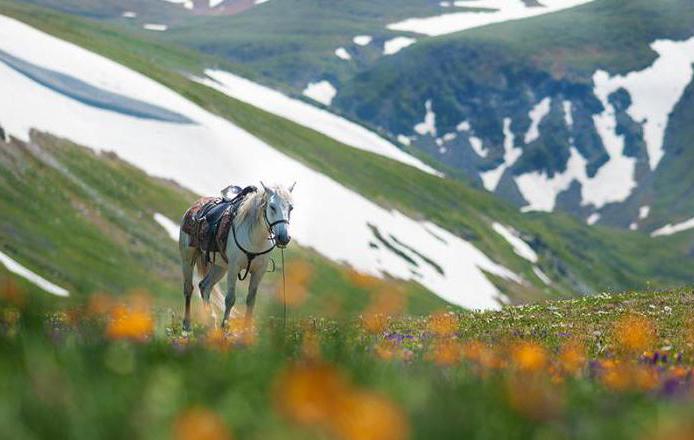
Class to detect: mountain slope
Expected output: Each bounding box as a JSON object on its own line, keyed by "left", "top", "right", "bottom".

{"left": 0, "top": 1, "right": 692, "bottom": 309}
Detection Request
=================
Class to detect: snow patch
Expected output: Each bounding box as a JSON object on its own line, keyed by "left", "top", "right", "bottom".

{"left": 469, "top": 136, "right": 487, "bottom": 158}
{"left": 154, "top": 213, "right": 180, "bottom": 241}
{"left": 639, "top": 206, "right": 650, "bottom": 220}
{"left": 0, "top": 251, "right": 69, "bottom": 297}
{"left": 594, "top": 38, "right": 694, "bottom": 170}
{"left": 651, "top": 217, "right": 694, "bottom": 237}
{"left": 532, "top": 266, "right": 551, "bottom": 285}
{"left": 397, "top": 135, "right": 412, "bottom": 146}
{"left": 492, "top": 222, "right": 538, "bottom": 263}
{"left": 122, "top": 11, "right": 137, "bottom": 18}
{"left": 302, "top": 80, "right": 337, "bottom": 106}
{"left": 198, "top": 70, "right": 438, "bottom": 175}
{"left": 515, "top": 147, "right": 588, "bottom": 212}
{"left": 143, "top": 24, "right": 168, "bottom": 31}
{"left": 481, "top": 117, "right": 522, "bottom": 192}
{"left": 383, "top": 37, "right": 416, "bottom": 55}
{"left": 562, "top": 100, "right": 573, "bottom": 128}
{"left": 456, "top": 120, "right": 471, "bottom": 132}
{"left": 353, "top": 35, "right": 372, "bottom": 46}
{"left": 0, "top": 15, "right": 516, "bottom": 309}
{"left": 414, "top": 99, "right": 436, "bottom": 137}
{"left": 586, "top": 213, "right": 601, "bottom": 225}
{"left": 335, "top": 47, "right": 351, "bottom": 60}
{"left": 387, "top": 0, "right": 595, "bottom": 37}
{"left": 524, "top": 97, "right": 551, "bottom": 144}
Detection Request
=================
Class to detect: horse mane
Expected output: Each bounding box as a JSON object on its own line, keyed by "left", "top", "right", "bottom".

{"left": 234, "top": 184, "right": 292, "bottom": 226}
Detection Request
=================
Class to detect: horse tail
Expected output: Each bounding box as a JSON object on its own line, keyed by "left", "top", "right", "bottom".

{"left": 193, "top": 252, "right": 225, "bottom": 312}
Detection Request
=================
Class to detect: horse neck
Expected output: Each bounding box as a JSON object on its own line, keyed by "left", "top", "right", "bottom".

{"left": 235, "top": 195, "right": 270, "bottom": 248}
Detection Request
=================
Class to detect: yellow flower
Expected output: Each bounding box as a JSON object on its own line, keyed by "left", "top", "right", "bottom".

{"left": 426, "top": 311, "right": 458, "bottom": 337}
{"left": 511, "top": 342, "right": 548, "bottom": 373}
{"left": 428, "top": 339, "right": 463, "bottom": 367}
{"left": 106, "top": 305, "right": 153, "bottom": 342}
{"left": 332, "top": 391, "right": 409, "bottom": 440}
{"left": 559, "top": 342, "right": 586, "bottom": 375}
{"left": 174, "top": 407, "right": 233, "bottom": 440}
{"left": 612, "top": 314, "right": 656, "bottom": 353}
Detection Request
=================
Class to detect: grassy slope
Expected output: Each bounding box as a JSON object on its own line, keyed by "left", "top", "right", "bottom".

{"left": 0, "top": 0, "right": 691, "bottom": 301}
{"left": 1, "top": 281, "right": 692, "bottom": 439}
{"left": 0, "top": 132, "right": 445, "bottom": 316}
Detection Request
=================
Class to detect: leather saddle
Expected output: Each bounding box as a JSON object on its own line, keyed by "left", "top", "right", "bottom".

{"left": 182, "top": 185, "right": 258, "bottom": 263}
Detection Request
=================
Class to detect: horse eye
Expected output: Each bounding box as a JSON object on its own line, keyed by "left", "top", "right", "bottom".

{"left": 271, "top": 206, "right": 277, "bottom": 212}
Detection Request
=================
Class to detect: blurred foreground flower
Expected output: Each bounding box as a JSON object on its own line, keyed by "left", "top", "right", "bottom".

{"left": 427, "top": 311, "right": 458, "bottom": 337}
{"left": 362, "top": 289, "right": 406, "bottom": 334}
{"left": 506, "top": 375, "right": 564, "bottom": 421}
{"left": 511, "top": 341, "right": 548, "bottom": 373}
{"left": 600, "top": 360, "right": 659, "bottom": 392}
{"left": 105, "top": 291, "right": 154, "bottom": 342}
{"left": 428, "top": 339, "right": 463, "bottom": 366}
{"left": 613, "top": 314, "right": 656, "bottom": 353}
{"left": 174, "top": 407, "right": 233, "bottom": 440}
{"left": 273, "top": 361, "right": 409, "bottom": 440}
{"left": 559, "top": 341, "right": 587, "bottom": 376}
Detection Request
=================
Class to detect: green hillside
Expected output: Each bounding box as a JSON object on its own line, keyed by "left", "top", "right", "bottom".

{"left": 0, "top": 0, "right": 692, "bottom": 305}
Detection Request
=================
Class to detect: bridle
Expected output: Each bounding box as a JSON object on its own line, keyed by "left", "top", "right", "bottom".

{"left": 232, "top": 202, "right": 290, "bottom": 281}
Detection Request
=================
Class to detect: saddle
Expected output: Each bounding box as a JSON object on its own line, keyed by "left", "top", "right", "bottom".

{"left": 181, "top": 185, "right": 257, "bottom": 264}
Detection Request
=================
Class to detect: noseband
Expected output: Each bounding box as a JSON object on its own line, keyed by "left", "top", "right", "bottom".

{"left": 232, "top": 204, "right": 290, "bottom": 281}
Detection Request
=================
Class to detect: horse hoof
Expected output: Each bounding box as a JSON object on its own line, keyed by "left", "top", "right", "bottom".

{"left": 182, "top": 319, "right": 191, "bottom": 333}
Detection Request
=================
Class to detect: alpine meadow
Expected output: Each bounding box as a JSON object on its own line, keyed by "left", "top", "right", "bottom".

{"left": 0, "top": 1, "right": 692, "bottom": 439}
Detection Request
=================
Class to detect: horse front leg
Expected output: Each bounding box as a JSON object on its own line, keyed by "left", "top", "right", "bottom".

{"left": 222, "top": 270, "right": 237, "bottom": 329}
{"left": 246, "top": 263, "right": 267, "bottom": 325}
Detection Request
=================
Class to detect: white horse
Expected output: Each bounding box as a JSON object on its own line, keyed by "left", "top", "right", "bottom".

{"left": 179, "top": 182, "right": 294, "bottom": 330}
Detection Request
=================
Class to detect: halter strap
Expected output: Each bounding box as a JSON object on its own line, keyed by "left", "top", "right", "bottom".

{"left": 233, "top": 208, "right": 290, "bottom": 281}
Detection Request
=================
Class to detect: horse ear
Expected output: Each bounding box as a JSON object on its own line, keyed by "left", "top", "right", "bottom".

{"left": 289, "top": 181, "right": 296, "bottom": 193}
{"left": 260, "top": 181, "right": 270, "bottom": 193}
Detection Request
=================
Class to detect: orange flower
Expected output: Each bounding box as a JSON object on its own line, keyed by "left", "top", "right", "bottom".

{"left": 506, "top": 375, "right": 564, "bottom": 421}
{"left": 174, "top": 407, "right": 233, "bottom": 440}
{"left": 428, "top": 339, "right": 463, "bottom": 367}
{"left": 559, "top": 342, "right": 586, "bottom": 375}
{"left": 273, "top": 362, "right": 350, "bottom": 426}
{"left": 224, "top": 317, "right": 256, "bottom": 346}
{"left": 426, "top": 311, "right": 458, "bottom": 337}
{"left": 511, "top": 342, "right": 548, "bottom": 373}
{"left": 462, "top": 341, "right": 501, "bottom": 370}
{"left": 105, "top": 293, "right": 154, "bottom": 342}
{"left": 362, "top": 289, "right": 405, "bottom": 334}
{"left": 332, "top": 391, "right": 409, "bottom": 440}
{"left": 205, "top": 328, "right": 231, "bottom": 352}
{"left": 613, "top": 314, "right": 656, "bottom": 353}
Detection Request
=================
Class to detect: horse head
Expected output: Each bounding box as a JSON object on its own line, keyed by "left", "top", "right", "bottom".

{"left": 261, "top": 182, "right": 295, "bottom": 247}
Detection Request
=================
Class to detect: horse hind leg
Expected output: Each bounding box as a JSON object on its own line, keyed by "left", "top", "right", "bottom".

{"left": 199, "top": 262, "right": 227, "bottom": 327}
{"left": 180, "top": 248, "right": 197, "bottom": 332}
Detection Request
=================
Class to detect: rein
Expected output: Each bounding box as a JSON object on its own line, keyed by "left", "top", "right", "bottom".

{"left": 232, "top": 204, "right": 289, "bottom": 281}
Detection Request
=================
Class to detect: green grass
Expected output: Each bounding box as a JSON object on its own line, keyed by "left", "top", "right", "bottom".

{"left": 0, "top": 0, "right": 692, "bottom": 304}
{"left": 1, "top": 281, "right": 692, "bottom": 439}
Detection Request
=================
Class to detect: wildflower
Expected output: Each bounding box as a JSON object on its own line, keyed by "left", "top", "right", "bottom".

{"left": 428, "top": 339, "right": 462, "bottom": 367}
{"left": 462, "top": 341, "right": 500, "bottom": 370}
{"left": 511, "top": 341, "right": 548, "bottom": 373}
{"left": 105, "top": 292, "right": 154, "bottom": 342}
{"left": 362, "top": 289, "right": 405, "bottom": 334}
{"left": 174, "top": 407, "right": 233, "bottom": 440}
{"left": 224, "top": 317, "right": 256, "bottom": 346}
{"left": 273, "top": 362, "right": 350, "bottom": 426}
{"left": 559, "top": 342, "right": 586, "bottom": 375}
{"left": 506, "top": 375, "right": 564, "bottom": 421}
{"left": 205, "top": 328, "right": 231, "bottom": 352}
{"left": 332, "top": 391, "right": 409, "bottom": 440}
{"left": 426, "top": 311, "right": 458, "bottom": 337}
{"left": 612, "top": 314, "right": 656, "bottom": 353}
